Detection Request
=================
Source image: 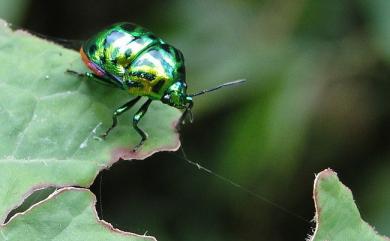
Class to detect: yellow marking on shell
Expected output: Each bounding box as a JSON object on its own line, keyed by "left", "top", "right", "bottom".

{"left": 125, "top": 73, "right": 167, "bottom": 100}
{"left": 127, "top": 79, "right": 152, "bottom": 95}
{"left": 117, "top": 54, "right": 131, "bottom": 67}
{"left": 142, "top": 52, "right": 170, "bottom": 79}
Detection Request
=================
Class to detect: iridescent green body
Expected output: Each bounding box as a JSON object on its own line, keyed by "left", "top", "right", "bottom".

{"left": 72, "top": 22, "right": 193, "bottom": 151}
{"left": 81, "top": 23, "right": 191, "bottom": 106}
{"left": 69, "top": 22, "right": 243, "bottom": 150}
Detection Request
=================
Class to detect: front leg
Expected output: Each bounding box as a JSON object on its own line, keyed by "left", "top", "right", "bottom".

{"left": 178, "top": 108, "right": 193, "bottom": 126}
{"left": 132, "top": 98, "right": 153, "bottom": 152}
{"left": 100, "top": 96, "right": 141, "bottom": 139}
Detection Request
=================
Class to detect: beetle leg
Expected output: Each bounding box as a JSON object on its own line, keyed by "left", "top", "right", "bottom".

{"left": 132, "top": 98, "right": 153, "bottom": 152}
{"left": 177, "top": 107, "right": 193, "bottom": 131}
{"left": 100, "top": 96, "right": 142, "bottom": 139}
{"left": 66, "top": 69, "right": 99, "bottom": 79}
{"left": 66, "top": 69, "right": 120, "bottom": 88}
{"left": 176, "top": 111, "right": 186, "bottom": 131}
{"left": 66, "top": 69, "right": 86, "bottom": 77}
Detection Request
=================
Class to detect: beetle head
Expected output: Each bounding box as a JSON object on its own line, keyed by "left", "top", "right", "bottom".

{"left": 162, "top": 82, "right": 194, "bottom": 125}
{"left": 162, "top": 82, "right": 193, "bottom": 109}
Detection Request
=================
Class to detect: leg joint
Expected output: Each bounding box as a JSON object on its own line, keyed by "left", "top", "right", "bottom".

{"left": 133, "top": 114, "right": 141, "bottom": 125}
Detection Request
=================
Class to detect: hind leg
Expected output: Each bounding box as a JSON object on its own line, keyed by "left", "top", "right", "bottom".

{"left": 66, "top": 69, "right": 119, "bottom": 88}
{"left": 132, "top": 98, "right": 153, "bottom": 151}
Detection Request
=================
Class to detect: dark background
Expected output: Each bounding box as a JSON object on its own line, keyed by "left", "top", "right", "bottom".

{"left": 1, "top": 0, "right": 389, "bottom": 240}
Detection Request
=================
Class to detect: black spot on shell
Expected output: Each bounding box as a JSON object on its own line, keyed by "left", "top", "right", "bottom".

{"left": 88, "top": 44, "right": 97, "bottom": 55}
{"left": 160, "top": 44, "right": 172, "bottom": 53}
{"left": 120, "top": 23, "right": 138, "bottom": 32}
{"left": 130, "top": 71, "right": 155, "bottom": 81}
{"left": 177, "top": 64, "right": 185, "bottom": 74}
{"left": 125, "top": 49, "right": 132, "bottom": 58}
{"left": 100, "top": 54, "right": 106, "bottom": 64}
{"left": 152, "top": 80, "right": 165, "bottom": 92}
{"left": 127, "top": 80, "right": 144, "bottom": 88}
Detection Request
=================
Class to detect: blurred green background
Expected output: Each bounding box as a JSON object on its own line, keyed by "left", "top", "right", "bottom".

{"left": 1, "top": 0, "right": 389, "bottom": 240}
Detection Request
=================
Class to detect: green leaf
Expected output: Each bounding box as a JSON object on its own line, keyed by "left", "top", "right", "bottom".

{"left": 0, "top": 188, "right": 156, "bottom": 241}
{"left": 310, "top": 169, "right": 389, "bottom": 241}
{"left": 0, "top": 18, "right": 180, "bottom": 224}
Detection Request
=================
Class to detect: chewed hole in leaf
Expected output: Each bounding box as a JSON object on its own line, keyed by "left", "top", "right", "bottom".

{"left": 1, "top": 187, "right": 157, "bottom": 241}
{"left": 5, "top": 187, "right": 57, "bottom": 223}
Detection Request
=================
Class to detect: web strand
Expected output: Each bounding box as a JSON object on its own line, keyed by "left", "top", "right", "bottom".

{"left": 175, "top": 146, "right": 311, "bottom": 224}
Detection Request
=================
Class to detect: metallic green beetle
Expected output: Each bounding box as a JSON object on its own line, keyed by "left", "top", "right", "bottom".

{"left": 68, "top": 22, "right": 244, "bottom": 151}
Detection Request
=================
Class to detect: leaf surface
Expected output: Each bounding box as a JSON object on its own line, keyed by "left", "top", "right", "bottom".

{"left": 310, "top": 169, "right": 389, "bottom": 241}
{"left": 0, "top": 19, "right": 180, "bottom": 224}
{"left": 0, "top": 188, "right": 156, "bottom": 241}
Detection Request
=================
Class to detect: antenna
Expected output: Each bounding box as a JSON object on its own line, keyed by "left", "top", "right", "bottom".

{"left": 189, "top": 79, "right": 246, "bottom": 97}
